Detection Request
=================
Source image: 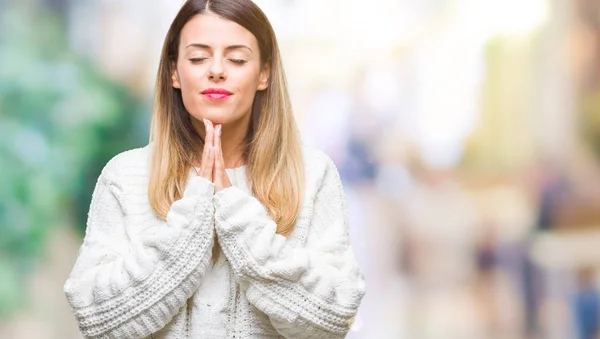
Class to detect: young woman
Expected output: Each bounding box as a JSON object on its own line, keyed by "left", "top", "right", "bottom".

{"left": 63, "top": 0, "right": 366, "bottom": 338}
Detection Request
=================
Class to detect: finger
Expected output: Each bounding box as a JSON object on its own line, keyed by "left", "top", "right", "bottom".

{"left": 217, "top": 126, "right": 226, "bottom": 167}
{"left": 204, "top": 119, "right": 214, "bottom": 148}
{"left": 199, "top": 118, "right": 214, "bottom": 178}
{"left": 214, "top": 126, "right": 224, "bottom": 178}
{"left": 214, "top": 124, "right": 222, "bottom": 159}
{"left": 202, "top": 147, "right": 215, "bottom": 181}
{"left": 214, "top": 145, "right": 223, "bottom": 182}
{"left": 200, "top": 135, "right": 211, "bottom": 175}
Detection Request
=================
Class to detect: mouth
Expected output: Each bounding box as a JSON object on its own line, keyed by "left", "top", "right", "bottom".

{"left": 201, "top": 88, "right": 233, "bottom": 101}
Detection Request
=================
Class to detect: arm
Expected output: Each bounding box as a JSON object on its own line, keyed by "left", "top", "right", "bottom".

{"left": 63, "top": 168, "right": 215, "bottom": 339}
{"left": 214, "top": 157, "right": 366, "bottom": 338}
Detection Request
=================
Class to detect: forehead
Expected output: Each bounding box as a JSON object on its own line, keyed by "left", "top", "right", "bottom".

{"left": 180, "top": 12, "right": 258, "bottom": 49}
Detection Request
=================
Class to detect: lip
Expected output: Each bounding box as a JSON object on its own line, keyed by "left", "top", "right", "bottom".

{"left": 201, "top": 88, "right": 233, "bottom": 101}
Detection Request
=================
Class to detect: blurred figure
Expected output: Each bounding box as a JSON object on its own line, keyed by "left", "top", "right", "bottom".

{"left": 521, "top": 158, "right": 570, "bottom": 338}
{"left": 474, "top": 223, "right": 501, "bottom": 336}
{"left": 536, "top": 159, "right": 570, "bottom": 232}
{"left": 572, "top": 267, "right": 600, "bottom": 339}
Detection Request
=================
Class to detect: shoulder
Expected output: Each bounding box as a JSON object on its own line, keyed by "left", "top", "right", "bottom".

{"left": 302, "top": 145, "right": 333, "bottom": 166}
{"left": 301, "top": 145, "right": 343, "bottom": 191}
{"left": 302, "top": 145, "right": 336, "bottom": 174}
{"left": 100, "top": 144, "right": 152, "bottom": 184}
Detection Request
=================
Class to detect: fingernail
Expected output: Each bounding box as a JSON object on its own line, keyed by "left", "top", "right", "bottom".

{"left": 216, "top": 125, "right": 222, "bottom": 137}
{"left": 203, "top": 118, "right": 208, "bottom": 128}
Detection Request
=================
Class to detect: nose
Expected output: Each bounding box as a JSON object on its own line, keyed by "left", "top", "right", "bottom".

{"left": 207, "top": 58, "right": 227, "bottom": 82}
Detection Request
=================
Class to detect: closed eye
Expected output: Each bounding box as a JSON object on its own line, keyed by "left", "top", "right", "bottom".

{"left": 189, "top": 58, "right": 207, "bottom": 63}
{"left": 229, "top": 59, "right": 247, "bottom": 65}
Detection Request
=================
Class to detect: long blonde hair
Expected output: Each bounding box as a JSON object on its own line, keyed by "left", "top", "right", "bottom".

{"left": 148, "top": 0, "right": 304, "bottom": 236}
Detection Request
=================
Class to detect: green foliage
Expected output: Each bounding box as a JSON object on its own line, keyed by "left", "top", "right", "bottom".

{"left": 0, "top": 5, "right": 149, "bottom": 316}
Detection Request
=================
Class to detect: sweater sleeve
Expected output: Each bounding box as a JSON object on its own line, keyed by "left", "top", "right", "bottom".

{"left": 213, "top": 157, "right": 366, "bottom": 338}
{"left": 63, "top": 167, "right": 215, "bottom": 339}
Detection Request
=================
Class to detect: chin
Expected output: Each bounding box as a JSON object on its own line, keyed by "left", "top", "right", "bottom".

{"left": 191, "top": 109, "right": 235, "bottom": 125}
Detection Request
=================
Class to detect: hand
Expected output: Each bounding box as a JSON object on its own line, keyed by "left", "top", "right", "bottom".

{"left": 212, "top": 122, "right": 232, "bottom": 193}
{"left": 196, "top": 118, "right": 215, "bottom": 182}
{"left": 198, "top": 118, "right": 232, "bottom": 193}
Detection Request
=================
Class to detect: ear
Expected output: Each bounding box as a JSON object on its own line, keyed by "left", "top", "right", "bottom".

{"left": 171, "top": 63, "right": 181, "bottom": 89}
{"left": 257, "top": 63, "right": 270, "bottom": 91}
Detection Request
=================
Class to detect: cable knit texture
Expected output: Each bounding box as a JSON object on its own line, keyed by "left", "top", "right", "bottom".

{"left": 64, "top": 144, "right": 366, "bottom": 339}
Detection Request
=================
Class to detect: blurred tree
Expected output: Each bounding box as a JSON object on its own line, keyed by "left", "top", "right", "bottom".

{"left": 574, "top": 0, "right": 600, "bottom": 158}
{"left": 462, "top": 36, "right": 538, "bottom": 172}
{"left": 581, "top": 93, "right": 600, "bottom": 157}
{"left": 0, "top": 4, "right": 148, "bottom": 317}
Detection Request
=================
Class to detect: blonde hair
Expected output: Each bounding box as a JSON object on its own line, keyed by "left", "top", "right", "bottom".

{"left": 148, "top": 0, "right": 304, "bottom": 236}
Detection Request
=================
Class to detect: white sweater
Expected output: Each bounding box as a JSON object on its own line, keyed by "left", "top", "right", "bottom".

{"left": 63, "top": 144, "right": 366, "bottom": 339}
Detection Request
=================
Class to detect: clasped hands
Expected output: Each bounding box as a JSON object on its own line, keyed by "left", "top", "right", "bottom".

{"left": 196, "top": 118, "right": 233, "bottom": 193}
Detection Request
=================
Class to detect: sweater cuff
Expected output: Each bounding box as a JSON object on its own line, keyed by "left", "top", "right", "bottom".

{"left": 213, "top": 186, "right": 251, "bottom": 232}
{"left": 184, "top": 176, "right": 215, "bottom": 198}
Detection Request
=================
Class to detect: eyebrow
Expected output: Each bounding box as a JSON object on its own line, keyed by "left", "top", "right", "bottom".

{"left": 185, "top": 43, "right": 253, "bottom": 52}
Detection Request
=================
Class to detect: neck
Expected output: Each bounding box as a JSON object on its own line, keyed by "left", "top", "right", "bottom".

{"left": 192, "top": 115, "right": 250, "bottom": 169}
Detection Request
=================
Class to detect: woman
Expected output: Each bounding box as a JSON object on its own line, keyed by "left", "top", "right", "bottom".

{"left": 63, "top": 0, "right": 366, "bottom": 338}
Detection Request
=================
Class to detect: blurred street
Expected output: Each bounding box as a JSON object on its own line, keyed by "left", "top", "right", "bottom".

{"left": 2, "top": 0, "right": 600, "bottom": 338}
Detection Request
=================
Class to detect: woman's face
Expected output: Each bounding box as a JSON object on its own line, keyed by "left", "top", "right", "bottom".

{"left": 172, "top": 12, "right": 269, "bottom": 127}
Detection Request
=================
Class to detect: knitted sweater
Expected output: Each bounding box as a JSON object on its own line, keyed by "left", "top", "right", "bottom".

{"left": 63, "top": 144, "right": 366, "bottom": 339}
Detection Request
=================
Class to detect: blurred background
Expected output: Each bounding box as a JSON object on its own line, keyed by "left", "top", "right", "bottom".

{"left": 2, "top": 0, "right": 600, "bottom": 338}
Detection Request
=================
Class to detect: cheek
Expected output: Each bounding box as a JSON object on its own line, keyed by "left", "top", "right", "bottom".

{"left": 235, "top": 70, "right": 261, "bottom": 95}
{"left": 235, "top": 81, "right": 259, "bottom": 107}
{"left": 178, "top": 65, "right": 204, "bottom": 89}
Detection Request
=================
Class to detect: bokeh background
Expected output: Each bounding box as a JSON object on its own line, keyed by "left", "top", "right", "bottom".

{"left": 2, "top": 0, "right": 600, "bottom": 338}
